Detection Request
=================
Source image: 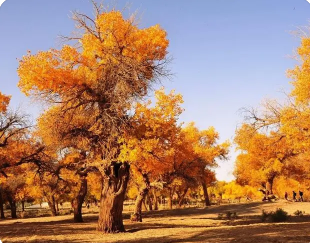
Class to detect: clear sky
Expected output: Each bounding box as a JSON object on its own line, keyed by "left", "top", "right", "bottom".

{"left": 0, "top": 0, "right": 309, "bottom": 181}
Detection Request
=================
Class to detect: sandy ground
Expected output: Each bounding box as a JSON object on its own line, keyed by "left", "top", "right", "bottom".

{"left": 1, "top": 200, "right": 310, "bottom": 243}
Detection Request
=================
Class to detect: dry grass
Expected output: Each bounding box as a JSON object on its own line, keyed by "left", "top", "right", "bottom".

{"left": 1, "top": 200, "right": 310, "bottom": 242}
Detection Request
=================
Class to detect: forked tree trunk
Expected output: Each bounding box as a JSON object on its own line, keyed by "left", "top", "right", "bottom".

{"left": 72, "top": 175, "right": 88, "bottom": 223}
{"left": 131, "top": 174, "right": 150, "bottom": 222}
{"left": 0, "top": 188, "right": 5, "bottom": 219}
{"left": 7, "top": 195, "right": 17, "bottom": 219}
{"left": 202, "top": 183, "right": 211, "bottom": 206}
{"left": 47, "top": 195, "right": 57, "bottom": 216}
{"left": 97, "top": 162, "right": 130, "bottom": 233}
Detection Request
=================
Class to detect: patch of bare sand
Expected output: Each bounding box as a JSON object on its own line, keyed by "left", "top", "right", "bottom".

{"left": 1, "top": 200, "right": 310, "bottom": 243}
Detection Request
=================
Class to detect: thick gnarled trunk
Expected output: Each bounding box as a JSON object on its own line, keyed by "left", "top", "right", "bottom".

{"left": 202, "top": 183, "right": 211, "bottom": 206}
{"left": 97, "top": 162, "right": 130, "bottom": 233}
{"left": 131, "top": 174, "right": 150, "bottom": 222}
{"left": 72, "top": 176, "right": 88, "bottom": 223}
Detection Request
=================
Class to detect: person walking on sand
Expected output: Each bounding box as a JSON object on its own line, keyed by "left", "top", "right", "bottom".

{"left": 285, "top": 191, "right": 288, "bottom": 200}
{"left": 293, "top": 191, "right": 297, "bottom": 202}
{"left": 299, "top": 191, "right": 304, "bottom": 202}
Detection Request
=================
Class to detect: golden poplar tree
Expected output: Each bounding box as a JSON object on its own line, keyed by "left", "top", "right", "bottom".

{"left": 17, "top": 4, "right": 169, "bottom": 233}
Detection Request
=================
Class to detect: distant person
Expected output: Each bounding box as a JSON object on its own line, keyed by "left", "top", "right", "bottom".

{"left": 285, "top": 192, "right": 288, "bottom": 200}
{"left": 299, "top": 191, "right": 304, "bottom": 202}
{"left": 293, "top": 191, "right": 297, "bottom": 201}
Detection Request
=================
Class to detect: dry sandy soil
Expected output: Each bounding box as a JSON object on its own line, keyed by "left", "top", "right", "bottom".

{"left": 1, "top": 200, "right": 310, "bottom": 243}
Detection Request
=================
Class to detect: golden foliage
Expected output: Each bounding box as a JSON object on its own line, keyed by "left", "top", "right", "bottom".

{"left": 0, "top": 92, "right": 10, "bottom": 113}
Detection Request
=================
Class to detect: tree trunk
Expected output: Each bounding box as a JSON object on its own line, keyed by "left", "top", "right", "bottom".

{"left": 153, "top": 190, "right": 158, "bottom": 210}
{"left": 21, "top": 201, "right": 25, "bottom": 212}
{"left": 168, "top": 189, "right": 173, "bottom": 210}
{"left": 47, "top": 195, "right": 57, "bottom": 216}
{"left": 202, "top": 183, "right": 211, "bottom": 206}
{"left": 146, "top": 194, "right": 153, "bottom": 211}
{"left": 142, "top": 198, "right": 148, "bottom": 211}
{"left": 56, "top": 201, "right": 59, "bottom": 213}
{"left": 266, "top": 177, "right": 274, "bottom": 195}
{"left": 97, "top": 162, "right": 130, "bottom": 233}
{"left": 178, "top": 187, "right": 189, "bottom": 208}
{"left": 7, "top": 195, "right": 17, "bottom": 219}
{"left": 72, "top": 175, "right": 87, "bottom": 223}
{"left": 131, "top": 174, "right": 150, "bottom": 222}
{"left": 0, "top": 187, "right": 5, "bottom": 219}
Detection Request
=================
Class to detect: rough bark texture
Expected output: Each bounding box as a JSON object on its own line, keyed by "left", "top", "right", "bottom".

{"left": 72, "top": 176, "right": 87, "bottom": 223}
{"left": 131, "top": 174, "right": 150, "bottom": 222}
{"left": 0, "top": 187, "right": 4, "bottom": 219}
{"left": 97, "top": 162, "right": 130, "bottom": 233}
{"left": 47, "top": 195, "right": 57, "bottom": 216}
{"left": 202, "top": 183, "right": 211, "bottom": 206}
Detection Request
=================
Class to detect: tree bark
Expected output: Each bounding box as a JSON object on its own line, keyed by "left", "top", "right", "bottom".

{"left": 202, "top": 183, "right": 211, "bottom": 206}
{"left": 72, "top": 175, "right": 87, "bottom": 223}
{"left": 7, "top": 195, "right": 17, "bottom": 219}
{"left": 0, "top": 187, "right": 5, "bottom": 219}
{"left": 153, "top": 190, "right": 158, "bottom": 210}
{"left": 131, "top": 174, "right": 150, "bottom": 222}
{"left": 97, "top": 162, "right": 130, "bottom": 233}
{"left": 47, "top": 195, "right": 57, "bottom": 216}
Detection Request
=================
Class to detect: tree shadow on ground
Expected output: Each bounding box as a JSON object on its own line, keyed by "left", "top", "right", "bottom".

{"left": 2, "top": 202, "right": 310, "bottom": 243}
{"left": 0, "top": 215, "right": 98, "bottom": 241}
{"left": 139, "top": 201, "right": 269, "bottom": 220}
{"left": 121, "top": 221, "right": 310, "bottom": 243}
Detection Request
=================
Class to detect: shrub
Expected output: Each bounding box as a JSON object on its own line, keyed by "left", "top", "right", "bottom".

{"left": 58, "top": 209, "right": 72, "bottom": 216}
{"left": 223, "top": 211, "right": 238, "bottom": 220}
{"left": 294, "top": 210, "right": 305, "bottom": 217}
{"left": 261, "top": 210, "right": 269, "bottom": 222}
{"left": 217, "top": 213, "right": 223, "bottom": 219}
{"left": 261, "top": 208, "right": 289, "bottom": 222}
{"left": 270, "top": 208, "right": 288, "bottom": 222}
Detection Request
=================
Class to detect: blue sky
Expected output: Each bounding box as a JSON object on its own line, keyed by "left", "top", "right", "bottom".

{"left": 0, "top": 0, "right": 309, "bottom": 181}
